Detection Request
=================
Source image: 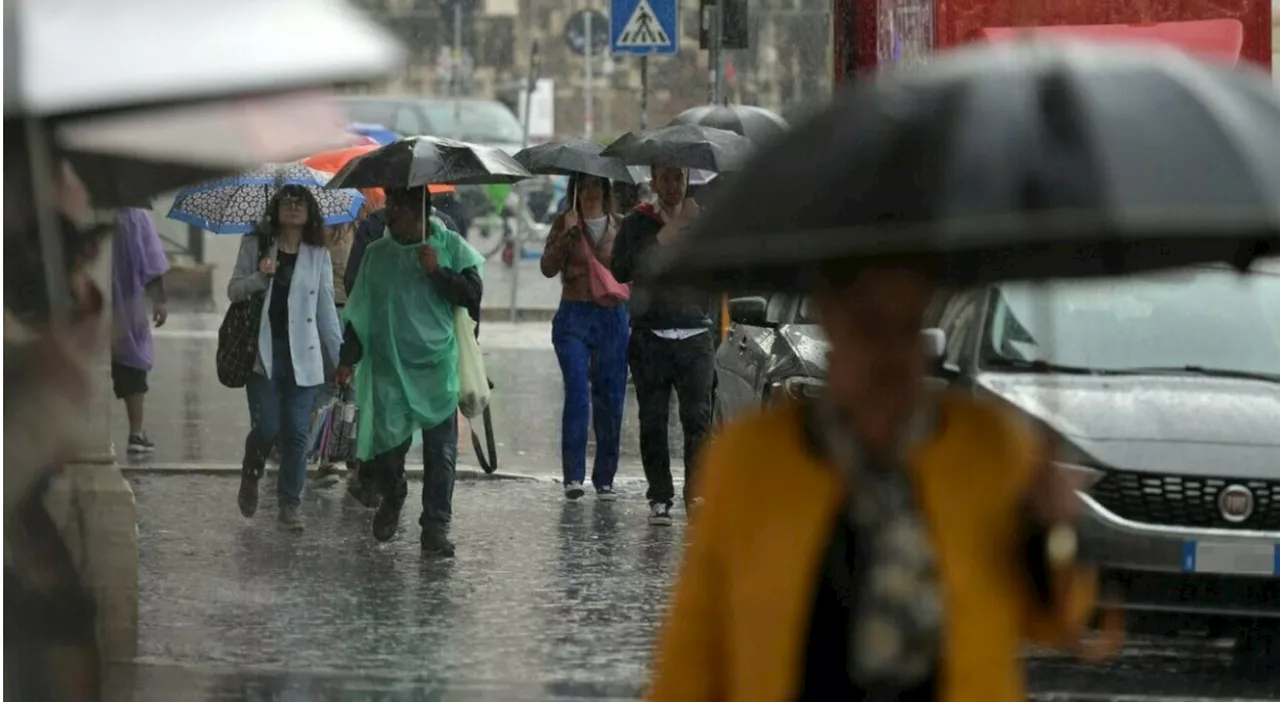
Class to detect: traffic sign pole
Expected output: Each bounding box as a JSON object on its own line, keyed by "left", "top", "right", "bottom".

{"left": 639, "top": 56, "right": 649, "bottom": 129}
{"left": 585, "top": 9, "right": 595, "bottom": 140}
{"left": 706, "top": 1, "right": 724, "bottom": 104}
{"left": 510, "top": 39, "right": 542, "bottom": 323}
{"left": 611, "top": 0, "right": 676, "bottom": 131}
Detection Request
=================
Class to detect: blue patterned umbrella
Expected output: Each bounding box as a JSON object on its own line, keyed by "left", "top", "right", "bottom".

{"left": 167, "top": 163, "right": 365, "bottom": 234}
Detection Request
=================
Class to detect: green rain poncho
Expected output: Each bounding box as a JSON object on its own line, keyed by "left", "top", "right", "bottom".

{"left": 342, "top": 218, "right": 485, "bottom": 460}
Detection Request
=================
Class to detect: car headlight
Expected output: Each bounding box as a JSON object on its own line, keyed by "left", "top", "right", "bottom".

{"left": 1056, "top": 462, "right": 1104, "bottom": 492}
{"left": 767, "top": 376, "right": 826, "bottom": 403}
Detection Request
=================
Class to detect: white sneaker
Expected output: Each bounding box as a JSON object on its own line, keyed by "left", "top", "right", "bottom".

{"left": 648, "top": 501, "right": 673, "bottom": 526}
{"left": 564, "top": 481, "right": 585, "bottom": 500}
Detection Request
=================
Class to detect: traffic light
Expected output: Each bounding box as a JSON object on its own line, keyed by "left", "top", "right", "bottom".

{"left": 698, "top": 0, "right": 749, "bottom": 50}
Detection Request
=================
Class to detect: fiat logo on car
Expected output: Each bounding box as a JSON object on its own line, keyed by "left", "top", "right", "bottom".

{"left": 1218, "top": 485, "right": 1255, "bottom": 523}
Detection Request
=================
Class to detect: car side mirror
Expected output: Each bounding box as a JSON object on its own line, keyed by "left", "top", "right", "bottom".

{"left": 922, "top": 327, "right": 959, "bottom": 379}
{"left": 728, "top": 296, "right": 770, "bottom": 326}
{"left": 922, "top": 328, "right": 946, "bottom": 361}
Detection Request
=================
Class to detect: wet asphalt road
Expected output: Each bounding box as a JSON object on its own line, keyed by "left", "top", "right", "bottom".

{"left": 107, "top": 314, "right": 1277, "bottom": 701}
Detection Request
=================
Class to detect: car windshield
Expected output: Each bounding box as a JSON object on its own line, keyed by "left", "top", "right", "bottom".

{"left": 981, "top": 266, "right": 1280, "bottom": 377}
{"left": 421, "top": 100, "right": 524, "bottom": 143}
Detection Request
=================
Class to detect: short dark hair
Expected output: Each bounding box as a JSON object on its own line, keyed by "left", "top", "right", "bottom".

{"left": 385, "top": 186, "right": 433, "bottom": 219}
{"left": 267, "top": 184, "right": 324, "bottom": 247}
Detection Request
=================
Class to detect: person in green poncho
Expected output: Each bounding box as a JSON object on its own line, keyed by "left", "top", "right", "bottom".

{"left": 334, "top": 185, "right": 485, "bottom": 557}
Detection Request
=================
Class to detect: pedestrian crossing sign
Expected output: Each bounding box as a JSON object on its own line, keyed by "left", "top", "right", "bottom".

{"left": 611, "top": 0, "right": 678, "bottom": 55}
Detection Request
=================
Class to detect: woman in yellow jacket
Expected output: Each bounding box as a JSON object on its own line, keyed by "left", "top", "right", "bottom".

{"left": 649, "top": 260, "right": 1103, "bottom": 702}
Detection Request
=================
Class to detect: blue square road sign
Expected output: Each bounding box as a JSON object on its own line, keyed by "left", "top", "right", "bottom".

{"left": 610, "top": 0, "right": 679, "bottom": 55}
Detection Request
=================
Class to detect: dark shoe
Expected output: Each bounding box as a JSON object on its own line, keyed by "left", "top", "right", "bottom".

{"left": 347, "top": 473, "right": 381, "bottom": 509}
{"left": 564, "top": 481, "right": 585, "bottom": 501}
{"left": 127, "top": 433, "right": 155, "bottom": 454}
{"left": 238, "top": 474, "right": 260, "bottom": 518}
{"left": 420, "top": 528, "right": 456, "bottom": 558}
{"left": 372, "top": 499, "right": 403, "bottom": 542}
{"left": 596, "top": 486, "right": 618, "bottom": 502}
{"left": 278, "top": 505, "right": 304, "bottom": 532}
{"left": 648, "top": 501, "right": 673, "bottom": 526}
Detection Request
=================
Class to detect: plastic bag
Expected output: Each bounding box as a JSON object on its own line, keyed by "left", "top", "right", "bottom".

{"left": 325, "top": 387, "right": 359, "bottom": 462}
{"left": 306, "top": 400, "right": 336, "bottom": 462}
{"left": 455, "top": 307, "right": 490, "bottom": 419}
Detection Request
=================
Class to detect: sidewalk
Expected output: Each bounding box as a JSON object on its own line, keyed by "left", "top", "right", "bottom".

{"left": 129, "top": 474, "right": 684, "bottom": 694}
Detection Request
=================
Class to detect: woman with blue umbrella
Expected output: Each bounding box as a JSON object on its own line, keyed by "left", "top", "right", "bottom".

{"left": 222, "top": 182, "right": 344, "bottom": 532}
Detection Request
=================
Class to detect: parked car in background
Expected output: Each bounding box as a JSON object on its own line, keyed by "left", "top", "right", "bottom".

{"left": 714, "top": 294, "right": 828, "bottom": 424}
{"left": 715, "top": 263, "right": 1280, "bottom": 664}
{"left": 336, "top": 96, "right": 527, "bottom": 153}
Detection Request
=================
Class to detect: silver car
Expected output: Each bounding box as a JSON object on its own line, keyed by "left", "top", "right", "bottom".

{"left": 716, "top": 264, "right": 1280, "bottom": 658}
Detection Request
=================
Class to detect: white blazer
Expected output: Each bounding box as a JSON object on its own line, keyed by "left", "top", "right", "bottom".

{"left": 227, "top": 234, "right": 342, "bottom": 388}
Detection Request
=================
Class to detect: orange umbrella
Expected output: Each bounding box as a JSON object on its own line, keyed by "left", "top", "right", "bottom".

{"left": 302, "top": 145, "right": 456, "bottom": 212}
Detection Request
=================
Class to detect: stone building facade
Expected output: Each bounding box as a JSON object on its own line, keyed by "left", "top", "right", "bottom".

{"left": 348, "top": 0, "right": 833, "bottom": 139}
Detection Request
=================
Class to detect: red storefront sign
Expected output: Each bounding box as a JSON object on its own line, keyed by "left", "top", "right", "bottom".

{"left": 833, "top": 0, "right": 1270, "bottom": 81}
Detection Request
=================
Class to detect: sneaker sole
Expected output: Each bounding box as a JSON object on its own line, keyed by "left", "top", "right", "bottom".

{"left": 127, "top": 446, "right": 155, "bottom": 454}
{"left": 564, "top": 488, "right": 586, "bottom": 500}
{"left": 648, "top": 516, "right": 673, "bottom": 526}
{"left": 313, "top": 475, "right": 341, "bottom": 489}
{"left": 596, "top": 492, "right": 618, "bottom": 502}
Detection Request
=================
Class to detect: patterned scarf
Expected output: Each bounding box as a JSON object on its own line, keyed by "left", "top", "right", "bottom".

{"left": 811, "top": 392, "right": 944, "bottom": 697}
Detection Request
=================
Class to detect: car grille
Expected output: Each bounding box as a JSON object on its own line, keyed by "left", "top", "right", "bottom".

{"left": 1091, "top": 471, "right": 1280, "bottom": 531}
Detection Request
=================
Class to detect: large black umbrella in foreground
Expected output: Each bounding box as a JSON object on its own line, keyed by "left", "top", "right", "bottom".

{"left": 646, "top": 41, "right": 1280, "bottom": 292}
{"left": 327, "top": 135, "right": 532, "bottom": 188}
{"left": 670, "top": 104, "right": 788, "bottom": 144}
{"left": 514, "top": 138, "right": 633, "bottom": 182}
{"left": 601, "top": 124, "right": 752, "bottom": 173}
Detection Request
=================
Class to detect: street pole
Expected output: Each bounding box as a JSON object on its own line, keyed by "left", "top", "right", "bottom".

{"left": 707, "top": 2, "right": 723, "bottom": 104}
{"left": 451, "top": 0, "right": 464, "bottom": 127}
{"left": 639, "top": 56, "right": 649, "bottom": 129}
{"left": 509, "top": 39, "right": 541, "bottom": 322}
{"left": 584, "top": 10, "right": 595, "bottom": 140}
{"left": 452, "top": 2, "right": 463, "bottom": 95}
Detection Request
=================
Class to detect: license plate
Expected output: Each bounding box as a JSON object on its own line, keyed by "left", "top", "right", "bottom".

{"left": 1181, "top": 541, "right": 1280, "bottom": 576}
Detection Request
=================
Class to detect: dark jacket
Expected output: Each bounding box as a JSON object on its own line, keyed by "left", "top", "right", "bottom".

{"left": 610, "top": 203, "right": 713, "bottom": 330}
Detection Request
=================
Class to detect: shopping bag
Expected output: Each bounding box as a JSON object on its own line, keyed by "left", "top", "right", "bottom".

{"left": 455, "top": 307, "right": 490, "bottom": 419}
{"left": 306, "top": 400, "right": 335, "bottom": 462}
{"left": 324, "top": 386, "right": 359, "bottom": 463}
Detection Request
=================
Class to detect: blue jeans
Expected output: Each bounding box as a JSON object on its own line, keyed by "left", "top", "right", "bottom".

{"left": 371, "top": 415, "right": 458, "bottom": 530}
{"left": 243, "top": 341, "right": 321, "bottom": 508}
{"left": 552, "top": 301, "right": 630, "bottom": 489}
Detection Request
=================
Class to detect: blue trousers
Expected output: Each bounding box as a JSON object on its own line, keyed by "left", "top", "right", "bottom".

{"left": 244, "top": 341, "right": 321, "bottom": 508}
{"left": 552, "top": 300, "right": 630, "bottom": 489}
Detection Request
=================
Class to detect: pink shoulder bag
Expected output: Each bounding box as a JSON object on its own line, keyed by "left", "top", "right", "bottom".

{"left": 577, "top": 218, "right": 630, "bottom": 306}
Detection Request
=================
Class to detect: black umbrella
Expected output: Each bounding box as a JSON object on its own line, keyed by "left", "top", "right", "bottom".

{"left": 601, "top": 124, "right": 752, "bottom": 173}
{"left": 513, "top": 138, "right": 633, "bottom": 182}
{"left": 326, "top": 136, "right": 532, "bottom": 189}
{"left": 670, "top": 104, "right": 788, "bottom": 144}
{"left": 646, "top": 41, "right": 1280, "bottom": 292}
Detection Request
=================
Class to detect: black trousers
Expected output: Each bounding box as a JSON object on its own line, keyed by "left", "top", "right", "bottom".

{"left": 628, "top": 330, "right": 716, "bottom": 505}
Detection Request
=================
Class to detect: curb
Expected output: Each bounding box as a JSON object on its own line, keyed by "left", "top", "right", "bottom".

{"left": 479, "top": 307, "right": 557, "bottom": 322}
{"left": 165, "top": 302, "right": 558, "bottom": 323}
{"left": 120, "top": 462, "right": 550, "bottom": 482}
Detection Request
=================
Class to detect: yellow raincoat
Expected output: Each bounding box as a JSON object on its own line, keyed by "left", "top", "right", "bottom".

{"left": 649, "top": 393, "right": 1098, "bottom": 702}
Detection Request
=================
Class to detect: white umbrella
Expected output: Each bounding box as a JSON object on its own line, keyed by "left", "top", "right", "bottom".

{"left": 6, "top": 0, "right": 404, "bottom": 117}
